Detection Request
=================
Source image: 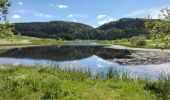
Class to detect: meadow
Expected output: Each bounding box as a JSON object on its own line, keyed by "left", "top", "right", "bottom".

{"left": 1, "top": 35, "right": 170, "bottom": 49}
{"left": 0, "top": 65, "right": 169, "bottom": 100}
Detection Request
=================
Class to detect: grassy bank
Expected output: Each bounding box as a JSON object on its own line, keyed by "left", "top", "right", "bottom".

{"left": 0, "top": 65, "right": 169, "bottom": 100}
{"left": 0, "top": 36, "right": 77, "bottom": 46}
{"left": 86, "top": 39, "right": 170, "bottom": 49}
{"left": 1, "top": 35, "right": 170, "bottom": 49}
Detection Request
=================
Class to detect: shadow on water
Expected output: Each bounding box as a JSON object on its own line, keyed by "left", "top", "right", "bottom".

{"left": 0, "top": 44, "right": 169, "bottom": 80}
{"left": 0, "top": 45, "right": 131, "bottom": 61}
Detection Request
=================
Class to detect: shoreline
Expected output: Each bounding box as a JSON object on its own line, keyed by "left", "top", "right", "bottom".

{"left": 105, "top": 44, "right": 170, "bottom": 53}
{"left": 0, "top": 44, "right": 170, "bottom": 65}
{"left": 106, "top": 45, "right": 170, "bottom": 65}
{"left": 0, "top": 44, "right": 53, "bottom": 50}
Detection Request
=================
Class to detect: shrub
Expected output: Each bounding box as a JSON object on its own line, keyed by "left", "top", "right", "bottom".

{"left": 56, "top": 33, "right": 74, "bottom": 40}
{"left": 144, "top": 72, "right": 170, "bottom": 100}
{"left": 41, "top": 80, "right": 65, "bottom": 99}
{"left": 129, "top": 36, "right": 146, "bottom": 46}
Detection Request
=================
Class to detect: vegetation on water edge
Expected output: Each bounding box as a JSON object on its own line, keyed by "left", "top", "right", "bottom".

{"left": 0, "top": 65, "right": 169, "bottom": 100}
{"left": 0, "top": 36, "right": 76, "bottom": 46}
{"left": 0, "top": 35, "right": 170, "bottom": 50}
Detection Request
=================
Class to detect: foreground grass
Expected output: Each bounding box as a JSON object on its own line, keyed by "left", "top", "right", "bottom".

{"left": 0, "top": 65, "right": 169, "bottom": 100}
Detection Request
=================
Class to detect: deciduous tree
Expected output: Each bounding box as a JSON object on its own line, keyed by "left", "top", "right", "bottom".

{"left": 0, "top": 0, "right": 14, "bottom": 40}
{"left": 145, "top": 8, "right": 170, "bottom": 50}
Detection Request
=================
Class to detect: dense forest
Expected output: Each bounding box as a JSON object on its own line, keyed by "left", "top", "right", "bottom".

{"left": 14, "top": 21, "right": 93, "bottom": 40}
{"left": 13, "top": 18, "right": 170, "bottom": 40}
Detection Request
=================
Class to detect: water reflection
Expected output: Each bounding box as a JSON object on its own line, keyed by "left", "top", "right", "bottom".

{"left": 0, "top": 45, "right": 170, "bottom": 80}
{"left": 0, "top": 45, "right": 131, "bottom": 61}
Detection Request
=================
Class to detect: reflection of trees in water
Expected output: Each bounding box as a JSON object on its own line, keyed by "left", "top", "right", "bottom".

{"left": 0, "top": 46, "right": 131, "bottom": 61}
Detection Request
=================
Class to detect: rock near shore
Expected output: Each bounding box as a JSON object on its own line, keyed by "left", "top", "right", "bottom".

{"left": 109, "top": 50, "right": 170, "bottom": 65}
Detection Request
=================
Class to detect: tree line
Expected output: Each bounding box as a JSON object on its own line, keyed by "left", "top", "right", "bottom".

{"left": 13, "top": 18, "right": 170, "bottom": 40}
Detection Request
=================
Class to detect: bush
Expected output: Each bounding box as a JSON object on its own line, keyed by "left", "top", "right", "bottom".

{"left": 56, "top": 33, "right": 74, "bottom": 40}
{"left": 129, "top": 36, "right": 146, "bottom": 46}
{"left": 144, "top": 73, "right": 170, "bottom": 100}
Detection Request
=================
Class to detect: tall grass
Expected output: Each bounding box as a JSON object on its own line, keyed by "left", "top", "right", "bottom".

{"left": 0, "top": 65, "right": 169, "bottom": 99}
{"left": 144, "top": 72, "right": 170, "bottom": 100}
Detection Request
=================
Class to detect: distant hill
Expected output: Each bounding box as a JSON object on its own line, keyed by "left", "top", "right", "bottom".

{"left": 97, "top": 18, "right": 146, "bottom": 39}
{"left": 14, "top": 18, "right": 169, "bottom": 40}
{"left": 98, "top": 18, "right": 145, "bottom": 30}
{"left": 14, "top": 21, "right": 93, "bottom": 40}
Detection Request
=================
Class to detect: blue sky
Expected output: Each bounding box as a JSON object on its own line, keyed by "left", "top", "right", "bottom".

{"left": 9, "top": 0, "right": 170, "bottom": 27}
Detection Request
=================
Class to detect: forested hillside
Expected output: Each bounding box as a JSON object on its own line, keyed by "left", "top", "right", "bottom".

{"left": 14, "top": 21, "right": 93, "bottom": 40}
{"left": 98, "top": 18, "right": 146, "bottom": 39}
{"left": 14, "top": 18, "right": 170, "bottom": 40}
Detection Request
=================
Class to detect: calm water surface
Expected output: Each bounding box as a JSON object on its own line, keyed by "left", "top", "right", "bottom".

{"left": 0, "top": 43, "right": 169, "bottom": 79}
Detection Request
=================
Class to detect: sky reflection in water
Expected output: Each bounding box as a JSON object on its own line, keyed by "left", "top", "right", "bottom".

{"left": 0, "top": 55, "right": 169, "bottom": 80}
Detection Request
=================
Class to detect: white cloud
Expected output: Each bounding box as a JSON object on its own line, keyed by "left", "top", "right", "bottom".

{"left": 68, "top": 14, "right": 88, "bottom": 18}
{"left": 14, "top": 10, "right": 54, "bottom": 18}
{"left": 72, "top": 18, "right": 78, "bottom": 22}
{"left": 68, "top": 14, "right": 88, "bottom": 22}
{"left": 18, "top": 2, "right": 23, "bottom": 6}
{"left": 14, "top": 10, "right": 29, "bottom": 14}
{"left": 124, "top": 7, "right": 170, "bottom": 19}
{"left": 69, "top": 17, "right": 78, "bottom": 22}
{"left": 68, "top": 14, "right": 73, "bottom": 18}
{"left": 12, "top": 14, "right": 21, "bottom": 19}
{"left": 97, "top": 15, "right": 114, "bottom": 25}
{"left": 97, "top": 15, "right": 106, "bottom": 19}
{"left": 57, "top": 4, "right": 68, "bottom": 9}
{"left": 34, "top": 13, "right": 53, "bottom": 18}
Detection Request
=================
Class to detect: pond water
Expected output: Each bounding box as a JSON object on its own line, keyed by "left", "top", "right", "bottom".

{"left": 0, "top": 43, "right": 170, "bottom": 80}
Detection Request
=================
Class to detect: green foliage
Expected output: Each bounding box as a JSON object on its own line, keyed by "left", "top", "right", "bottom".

{"left": 13, "top": 18, "right": 169, "bottom": 41}
{"left": 13, "top": 18, "right": 165, "bottom": 40}
{"left": 0, "top": 65, "right": 161, "bottom": 99}
{"left": 0, "top": 21, "right": 15, "bottom": 41}
{"left": 160, "top": 8, "right": 170, "bottom": 21}
{"left": 14, "top": 21, "right": 93, "bottom": 40}
{"left": 0, "top": 0, "right": 14, "bottom": 41}
{"left": 0, "top": 0, "right": 11, "bottom": 21}
{"left": 106, "top": 67, "right": 121, "bottom": 79}
{"left": 145, "top": 72, "right": 170, "bottom": 100}
{"left": 145, "top": 8, "right": 170, "bottom": 50}
{"left": 56, "top": 33, "right": 74, "bottom": 40}
{"left": 98, "top": 18, "right": 149, "bottom": 39}
{"left": 129, "top": 36, "right": 146, "bottom": 46}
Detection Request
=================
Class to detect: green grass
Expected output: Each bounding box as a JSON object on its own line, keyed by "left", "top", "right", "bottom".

{"left": 0, "top": 36, "right": 93, "bottom": 47}
{"left": 0, "top": 35, "right": 170, "bottom": 49}
{"left": 145, "top": 72, "right": 170, "bottom": 100}
{"left": 89, "top": 38, "right": 170, "bottom": 49}
{"left": 0, "top": 65, "right": 169, "bottom": 100}
{"left": 0, "top": 36, "right": 77, "bottom": 46}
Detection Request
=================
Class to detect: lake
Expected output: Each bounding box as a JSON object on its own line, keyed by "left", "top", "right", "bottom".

{"left": 0, "top": 43, "right": 170, "bottom": 80}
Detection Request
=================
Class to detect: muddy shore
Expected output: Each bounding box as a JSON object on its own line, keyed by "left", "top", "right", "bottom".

{"left": 106, "top": 45, "right": 170, "bottom": 65}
